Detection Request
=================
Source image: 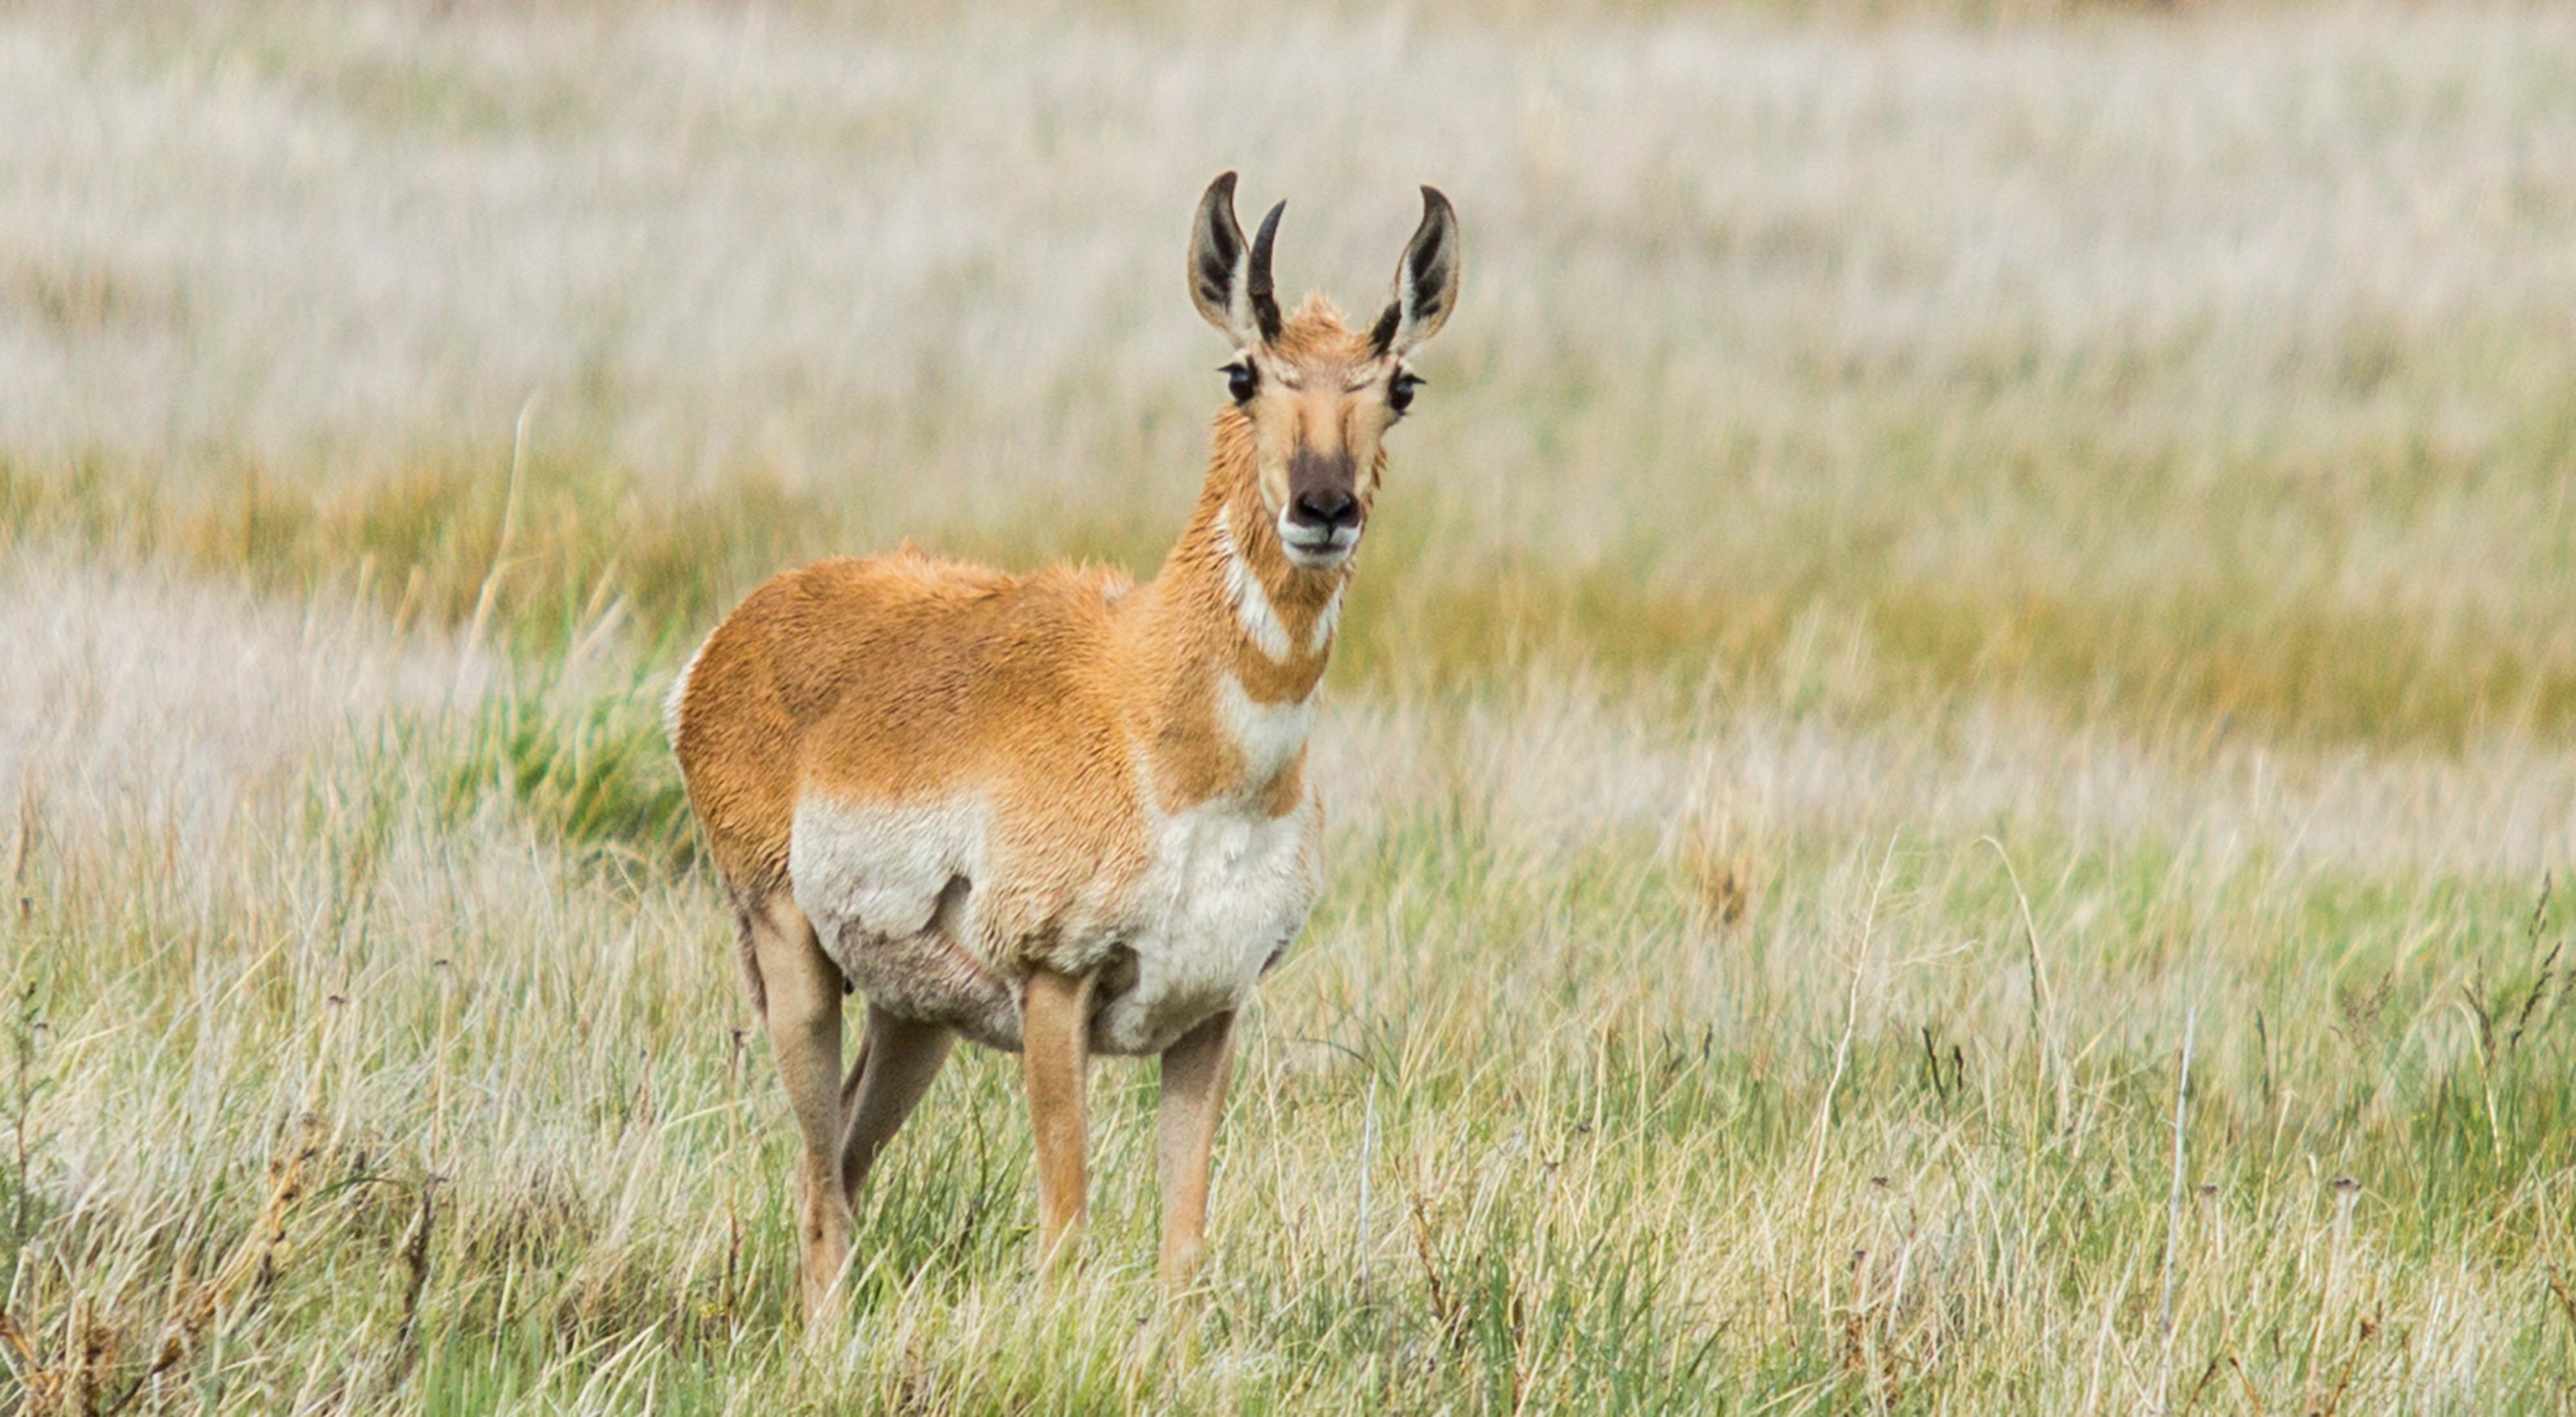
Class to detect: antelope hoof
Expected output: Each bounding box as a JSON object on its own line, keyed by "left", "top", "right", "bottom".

{"left": 1037, "top": 1220, "right": 1086, "bottom": 1282}
{"left": 799, "top": 1192, "right": 853, "bottom": 1321}
{"left": 1159, "top": 1238, "right": 1208, "bottom": 1292}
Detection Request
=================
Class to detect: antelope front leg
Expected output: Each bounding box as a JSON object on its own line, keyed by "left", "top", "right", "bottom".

{"left": 1156, "top": 1010, "right": 1235, "bottom": 1288}
{"left": 1020, "top": 968, "right": 1097, "bottom": 1273}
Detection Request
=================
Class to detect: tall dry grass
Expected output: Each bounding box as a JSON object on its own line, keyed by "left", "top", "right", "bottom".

{"left": 3, "top": 560, "right": 2570, "bottom": 1411}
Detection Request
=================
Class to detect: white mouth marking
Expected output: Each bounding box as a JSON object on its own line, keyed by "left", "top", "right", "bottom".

{"left": 1276, "top": 509, "right": 1359, "bottom": 571}
{"left": 1217, "top": 506, "right": 1293, "bottom": 661}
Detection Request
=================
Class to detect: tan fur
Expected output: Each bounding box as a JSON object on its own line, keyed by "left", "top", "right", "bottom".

{"left": 677, "top": 306, "right": 1388, "bottom": 1041}
{"left": 670, "top": 175, "right": 1457, "bottom": 1311}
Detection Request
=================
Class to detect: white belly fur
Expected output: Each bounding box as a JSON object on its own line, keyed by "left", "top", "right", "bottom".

{"left": 788, "top": 795, "right": 1020, "bottom": 1047}
{"left": 788, "top": 775, "right": 1320, "bottom": 1058}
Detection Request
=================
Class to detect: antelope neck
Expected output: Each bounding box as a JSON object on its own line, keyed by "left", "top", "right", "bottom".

{"left": 1121, "top": 449, "right": 1350, "bottom": 802}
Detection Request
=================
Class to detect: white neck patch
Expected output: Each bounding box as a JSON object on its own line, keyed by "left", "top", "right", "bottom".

{"left": 1217, "top": 672, "right": 1318, "bottom": 787}
{"left": 1309, "top": 582, "right": 1343, "bottom": 655}
{"left": 1216, "top": 506, "right": 1292, "bottom": 661}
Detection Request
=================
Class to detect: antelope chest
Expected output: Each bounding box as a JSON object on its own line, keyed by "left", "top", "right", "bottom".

{"left": 1097, "top": 781, "right": 1322, "bottom": 1054}
{"left": 1091, "top": 681, "right": 1325, "bottom": 1052}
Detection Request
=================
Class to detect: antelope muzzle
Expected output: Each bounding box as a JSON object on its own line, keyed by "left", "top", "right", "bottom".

{"left": 1280, "top": 447, "right": 1362, "bottom": 567}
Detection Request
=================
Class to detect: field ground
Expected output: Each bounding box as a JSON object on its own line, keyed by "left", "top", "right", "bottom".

{"left": 3, "top": 1, "right": 2574, "bottom": 1411}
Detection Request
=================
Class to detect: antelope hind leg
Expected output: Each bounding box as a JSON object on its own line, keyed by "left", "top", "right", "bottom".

{"left": 839, "top": 1003, "right": 954, "bottom": 1204}
{"left": 746, "top": 894, "right": 853, "bottom": 1320}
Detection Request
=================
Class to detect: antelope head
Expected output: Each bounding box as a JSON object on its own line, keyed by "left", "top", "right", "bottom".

{"left": 1189, "top": 172, "right": 1460, "bottom": 573}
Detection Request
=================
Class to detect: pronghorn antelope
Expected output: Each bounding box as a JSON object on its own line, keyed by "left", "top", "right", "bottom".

{"left": 668, "top": 172, "right": 1459, "bottom": 1315}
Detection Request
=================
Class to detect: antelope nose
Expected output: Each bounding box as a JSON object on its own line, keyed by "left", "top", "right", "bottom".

{"left": 1293, "top": 489, "right": 1359, "bottom": 529}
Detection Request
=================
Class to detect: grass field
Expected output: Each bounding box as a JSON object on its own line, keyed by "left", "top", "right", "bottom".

{"left": 4, "top": 1, "right": 2575, "bottom": 1411}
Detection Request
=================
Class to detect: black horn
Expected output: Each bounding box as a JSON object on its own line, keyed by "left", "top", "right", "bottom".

{"left": 1246, "top": 200, "right": 1285, "bottom": 345}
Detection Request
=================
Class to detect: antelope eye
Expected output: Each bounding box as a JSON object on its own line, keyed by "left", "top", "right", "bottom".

{"left": 1221, "top": 361, "right": 1258, "bottom": 404}
{"left": 1388, "top": 372, "right": 1424, "bottom": 415}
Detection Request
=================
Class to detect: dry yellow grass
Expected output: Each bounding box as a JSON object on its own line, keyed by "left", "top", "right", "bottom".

{"left": 3, "top": 0, "right": 2573, "bottom": 1411}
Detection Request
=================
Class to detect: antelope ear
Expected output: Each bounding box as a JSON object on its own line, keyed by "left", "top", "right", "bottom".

{"left": 1188, "top": 172, "right": 1283, "bottom": 347}
{"left": 1370, "top": 185, "right": 1461, "bottom": 357}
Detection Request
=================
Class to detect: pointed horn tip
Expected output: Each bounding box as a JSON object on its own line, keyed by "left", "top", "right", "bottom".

{"left": 1248, "top": 200, "right": 1285, "bottom": 292}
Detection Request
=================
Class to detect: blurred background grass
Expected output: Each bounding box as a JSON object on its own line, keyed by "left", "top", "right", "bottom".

{"left": 10, "top": 0, "right": 2576, "bottom": 749}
